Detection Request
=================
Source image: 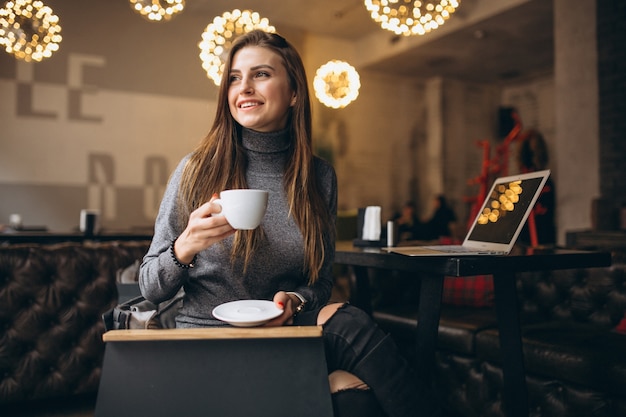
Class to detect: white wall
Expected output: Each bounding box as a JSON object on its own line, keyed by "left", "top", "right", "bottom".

{"left": 0, "top": 0, "right": 218, "bottom": 231}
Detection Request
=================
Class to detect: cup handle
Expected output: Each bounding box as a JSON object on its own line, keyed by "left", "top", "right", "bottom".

{"left": 212, "top": 199, "right": 224, "bottom": 216}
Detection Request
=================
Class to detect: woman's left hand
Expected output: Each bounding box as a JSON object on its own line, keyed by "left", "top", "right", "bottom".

{"left": 264, "top": 291, "right": 299, "bottom": 326}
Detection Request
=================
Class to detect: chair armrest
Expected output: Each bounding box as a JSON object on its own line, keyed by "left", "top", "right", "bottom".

{"left": 102, "top": 326, "right": 322, "bottom": 342}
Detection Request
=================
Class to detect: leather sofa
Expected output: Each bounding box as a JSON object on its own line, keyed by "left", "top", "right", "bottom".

{"left": 4, "top": 236, "right": 625, "bottom": 416}
{"left": 372, "top": 262, "right": 626, "bottom": 417}
{"left": 0, "top": 240, "right": 150, "bottom": 404}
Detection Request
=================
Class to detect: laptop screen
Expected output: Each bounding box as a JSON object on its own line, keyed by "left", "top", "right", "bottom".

{"left": 466, "top": 175, "right": 547, "bottom": 245}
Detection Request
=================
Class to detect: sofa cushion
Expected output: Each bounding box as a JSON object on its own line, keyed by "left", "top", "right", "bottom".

{"left": 374, "top": 305, "right": 498, "bottom": 355}
{"left": 475, "top": 321, "right": 626, "bottom": 397}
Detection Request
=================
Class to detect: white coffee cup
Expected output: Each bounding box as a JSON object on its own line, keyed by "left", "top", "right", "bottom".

{"left": 213, "top": 189, "right": 269, "bottom": 230}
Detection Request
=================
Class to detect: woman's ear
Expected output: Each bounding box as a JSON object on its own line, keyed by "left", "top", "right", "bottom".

{"left": 290, "top": 93, "right": 297, "bottom": 107}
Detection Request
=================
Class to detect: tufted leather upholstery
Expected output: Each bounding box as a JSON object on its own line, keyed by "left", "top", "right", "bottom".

{"left": 0, "top": 241, "right": 150, "bottom": 404}
{"left": 434, "top": 357, "right": 626, "bottom": 417}
{"left": 516, "top": 266, "right": 626, "bottom": 327}
{"left": 373, "top": 263, "right": 626, "bottom": 417}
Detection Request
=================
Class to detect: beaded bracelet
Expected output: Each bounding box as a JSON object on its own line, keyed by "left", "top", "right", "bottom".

{"left": 170, "top": 238, "right": 197, "bottom": 269}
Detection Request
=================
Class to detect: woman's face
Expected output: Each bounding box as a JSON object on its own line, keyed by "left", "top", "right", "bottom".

{"left": 228, "top": 46, "right": 296, "bottom": 133}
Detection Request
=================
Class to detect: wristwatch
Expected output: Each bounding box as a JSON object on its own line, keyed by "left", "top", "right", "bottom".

{"left": 286, "top": 291, "right": 306, "bottom": 316}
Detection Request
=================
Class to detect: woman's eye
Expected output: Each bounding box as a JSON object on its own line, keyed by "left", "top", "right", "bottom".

{"left": 255, "top": 71, "right": 270, "bottom": 78}
{"left": 229, "top": 74, "right": 241, "bottom": 83}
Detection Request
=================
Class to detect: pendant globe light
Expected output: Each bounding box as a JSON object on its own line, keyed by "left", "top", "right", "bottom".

{"left": 0, "top": 0, "right": 62, "bottom": 62}
{"left": 364, "top": 0, "right": 460, "bottom": 36}
{"left": 199, "top": 9, "right": 275, "bottom": 86}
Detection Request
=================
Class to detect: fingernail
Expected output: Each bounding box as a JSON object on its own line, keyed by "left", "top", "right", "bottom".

{"left": 277, "top": 301, "right": 284, "bottom": 308}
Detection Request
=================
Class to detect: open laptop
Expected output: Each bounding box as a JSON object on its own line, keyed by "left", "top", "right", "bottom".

{"left": 384, "top": 169, "right": 550, "bottom": 256}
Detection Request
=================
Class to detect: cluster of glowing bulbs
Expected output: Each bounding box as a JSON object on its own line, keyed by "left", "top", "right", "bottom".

{"left": 477, "top": 181, "right": 523, "bottom": 225}
{"left": 199, "top": 9, "right": 275, "bottom": 86}
{"left": 0, "top": 0, "right": 62, "bottom": 62}
{"left": 313, "top": 60, "right": 361, "bottom": 109}
{"left": 129, "top": 0, "right": 185, "bottom": 22}
{"left": 364, "top": 0, "right": 460, "bottom": 37}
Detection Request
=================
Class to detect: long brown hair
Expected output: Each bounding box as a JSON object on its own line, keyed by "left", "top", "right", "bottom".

{"left": 178, "top": 30, "right": 331, "bottom": 284}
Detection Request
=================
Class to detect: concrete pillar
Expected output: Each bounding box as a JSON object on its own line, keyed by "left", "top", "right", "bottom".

{"left": 553, "top": 0, "right": 599, "bottom": 244}
{"left": 422, "top": 77, "right": 445, "bottom": 218}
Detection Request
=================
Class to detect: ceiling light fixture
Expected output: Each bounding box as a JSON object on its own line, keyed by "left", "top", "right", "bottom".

{"left": 199, "top": 9, "right": 275, "bottom": 86}
{"left": 364, "top": 0, "right": 460, "bottom": 36}
{"left": 0, "top": 0, "right": 62, "bottom": 62}
{"left": 129, "top": 0, "right": 185, "bottom": 22}
{"left": 313, "top": 60, "right": 361, "bottom": 109}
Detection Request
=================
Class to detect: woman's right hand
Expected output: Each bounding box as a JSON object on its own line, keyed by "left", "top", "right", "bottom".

{"left": 172, "top": 194, "right": 236, "bottom": 264}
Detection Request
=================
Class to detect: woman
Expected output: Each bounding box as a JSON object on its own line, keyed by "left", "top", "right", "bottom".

{"left": 139, "top": 30, "right": 439, "bottom": 417}
{"left": 392, "top": 200, "right": 422, "bottom": 242}
{"left": 517, "top": 129, "right": 556, "bottom": 246}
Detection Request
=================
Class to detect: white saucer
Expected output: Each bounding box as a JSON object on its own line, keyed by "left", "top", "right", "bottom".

{"left": 212, "top": 300, "right": 283, "bottom": 327}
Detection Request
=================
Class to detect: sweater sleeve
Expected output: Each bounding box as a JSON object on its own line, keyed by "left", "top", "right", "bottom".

{"left": 139, "top": 156, "right": 190, "bottom": 304}
{"left": 291, "top": 158, "right": 338, "bottom": 310}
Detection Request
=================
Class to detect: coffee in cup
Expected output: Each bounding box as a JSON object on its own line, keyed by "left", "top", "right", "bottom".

{"left": 213, "top": 189, "right": 269, "bottom": 230}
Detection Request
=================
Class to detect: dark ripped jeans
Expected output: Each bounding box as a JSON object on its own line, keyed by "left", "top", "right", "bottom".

{"left": 295, "top": 303, "right": 441, "bottom": 417}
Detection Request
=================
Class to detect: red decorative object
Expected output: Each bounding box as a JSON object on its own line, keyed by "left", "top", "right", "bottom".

{"left": 464, "top": 110, "right": 540, "bottom": 248}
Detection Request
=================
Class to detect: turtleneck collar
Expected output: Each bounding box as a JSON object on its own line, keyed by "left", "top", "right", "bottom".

{"left": 241, "top": 127, "right": 291, "bottom": 154}
{"left": 241, "top": 127, "right": 292, "bottom": 177}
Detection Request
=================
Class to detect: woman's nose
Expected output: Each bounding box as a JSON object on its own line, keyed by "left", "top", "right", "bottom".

{"left": 240, "top": 78, "right": 253, "bottom": 94}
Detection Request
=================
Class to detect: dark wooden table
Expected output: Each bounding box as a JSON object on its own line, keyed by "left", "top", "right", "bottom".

{"left": 95, "top": 327, "right": 333, "bottom": 417}
{"left": 0, "top": 231, "right": 153, "bottom": 245}
{"left": 334, "top": 241, "right": 612, "bottom": 417}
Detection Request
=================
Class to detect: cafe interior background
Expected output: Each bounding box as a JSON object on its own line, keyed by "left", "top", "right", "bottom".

{"left": 0, "top": 0, "right": 624, "bottom": 245}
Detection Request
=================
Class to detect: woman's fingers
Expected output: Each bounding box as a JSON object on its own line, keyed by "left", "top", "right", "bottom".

{"left": 175, "top": 198, "right": 235, "bottom": 258}
{"left": 263, "top": 292, "right": 293, "bottom": 327}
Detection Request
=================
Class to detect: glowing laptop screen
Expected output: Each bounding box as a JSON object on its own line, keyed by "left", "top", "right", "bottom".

{"left": 465, "top": 176, "right": 546, "bottom": 245}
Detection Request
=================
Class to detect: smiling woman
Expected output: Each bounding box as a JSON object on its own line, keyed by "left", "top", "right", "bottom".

{"left": 139, "top": 29, "right": 442, "bottom": 417}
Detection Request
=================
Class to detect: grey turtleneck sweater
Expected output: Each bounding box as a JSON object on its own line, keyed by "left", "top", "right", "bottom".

{"left": 139, "top": 128, "right": 338, "bottom": 328}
